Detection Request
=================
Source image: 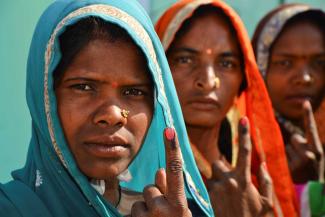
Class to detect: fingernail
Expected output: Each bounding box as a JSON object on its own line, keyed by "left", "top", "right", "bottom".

{"left": 164, "top": 127, "right": 175, "bottom": 141}
{"left": 240, "top": 117, "right": 248, "bottom": 134}
{"left": 240, "top": 117, "right": 248, "bottom": 126}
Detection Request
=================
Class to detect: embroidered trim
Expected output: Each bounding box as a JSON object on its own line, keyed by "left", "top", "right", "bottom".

{"left": 35, "top": 169, "right": 43, "bottom": 187}
{"left": 256, "top": 5, "right": 310, "bottom": 78}
{"left": 44, "top": 4, "right": 174, "bottom": 167}
{"left": 161, "top": 0, "right": 213, "bottom": 50}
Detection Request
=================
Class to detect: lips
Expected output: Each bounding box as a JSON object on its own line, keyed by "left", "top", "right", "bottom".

{"left": 285, "top": 94, "right": 314, "bottom": 105}
{"left": 187, "top": 97, "right": 220, "bottom": 111}
{"left": 83, "top": 136, "right": 130, "bottom": 158}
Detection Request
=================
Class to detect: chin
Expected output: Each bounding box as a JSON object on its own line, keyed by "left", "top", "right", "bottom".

{"left": 185, "top": 117, "right": 220, "bottom": 128}
{"left": 279, "top": 109, "right": 304, "bottom": 123}
{"left": 80, "top": 161, "right": 130, "bottom": 180}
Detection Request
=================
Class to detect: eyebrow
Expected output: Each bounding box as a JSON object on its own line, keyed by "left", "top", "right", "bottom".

{"left": 272, "top": 52, "right": 325, "bottom": 58}
{"left": 170, "top": 47, "right": 199, "bottom": 54}
{"left": 170, "top": 47, "right": 239, "bottom": 58}
{"left": 219, "top": 52, "right": 240, "bottom": 58}
{"left": 63, "top": 77, "right": 152, "bottom": 87}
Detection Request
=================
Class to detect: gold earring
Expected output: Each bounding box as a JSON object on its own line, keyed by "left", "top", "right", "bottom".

{"left": 121, "top": 109, "right": 130, "bottom": 119}
{"left": 214, "top": 77, "right": 220, "bottom": 89}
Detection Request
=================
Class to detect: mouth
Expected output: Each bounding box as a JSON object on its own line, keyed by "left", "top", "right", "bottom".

{"left": 286, "top": 94, "right": 313, "bottom": 105}
{"left": 83, "top": 136, "right": 130, "bottom": 158}
{"left": 187, "top": 97, "right": 220, "bottom": 111}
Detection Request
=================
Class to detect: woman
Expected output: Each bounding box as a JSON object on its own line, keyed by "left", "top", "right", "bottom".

{"left": 0, "top": 0, "right": 213, "bottom": 216}
{"left": 252, "top": 4, "right": 325, "bottom": 185}
{"left": 156, "top": 0, "right": 298, "bottom": 216}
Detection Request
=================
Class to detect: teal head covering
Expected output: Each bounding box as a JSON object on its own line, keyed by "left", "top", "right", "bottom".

{"left": 0, "top": 0, "right": 213, "bottom": 216}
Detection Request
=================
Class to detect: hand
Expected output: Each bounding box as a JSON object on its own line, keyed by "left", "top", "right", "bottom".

{"left": 207, "top": 117, "right": 274, "bottom": 217}
{"left": 285, "top": 100, "right": 324, "bottom": 183}
{"left": 131, "top": 128, "right": 192, "bottom": 217}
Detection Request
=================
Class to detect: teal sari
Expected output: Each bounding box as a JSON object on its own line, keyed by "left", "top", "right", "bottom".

{"left": 0, "top": 0, "right": 213, "bottom": 216}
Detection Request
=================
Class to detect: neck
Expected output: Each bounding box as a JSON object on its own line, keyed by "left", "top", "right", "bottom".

{"left": 103, "top": 178, "right": 120, "bottom": 206}
{"left": 187, "top": 122, "right": 221, "bottom": 164}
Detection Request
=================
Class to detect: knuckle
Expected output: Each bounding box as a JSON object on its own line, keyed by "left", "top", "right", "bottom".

{"left": 143, "top": 185, "right": 155, "bottom": 194}
{"left": 168, "top": 158, "right": 183, "bottom": 174}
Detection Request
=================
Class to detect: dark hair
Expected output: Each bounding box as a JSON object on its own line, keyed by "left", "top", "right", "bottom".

{"left": 53, "top": 17, "right": 148, "bottom": 87}
{"left": 167, "top": 5, "right": 247, "bottom": 93}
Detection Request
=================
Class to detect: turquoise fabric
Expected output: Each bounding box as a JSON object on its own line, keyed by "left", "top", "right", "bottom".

{"left": 0, "top": 0, "right": 212, "bottom": 216}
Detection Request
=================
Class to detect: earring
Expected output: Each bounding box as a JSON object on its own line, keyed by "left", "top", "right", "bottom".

{"left": 214, "top": 77, "right": 220, "bottom": 89}
{"left": 121, "top": 109, "right": 130, "bottom": 119}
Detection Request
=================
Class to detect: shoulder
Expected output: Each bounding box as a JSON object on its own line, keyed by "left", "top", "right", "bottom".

{"left": 0, "top": 181, "right": 52, "bottom": 217}
{"left": 0, "top": 183, "right": 22, "bottom": 216}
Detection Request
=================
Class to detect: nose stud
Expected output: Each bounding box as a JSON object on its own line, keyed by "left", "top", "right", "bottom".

{"left": 214, "top": 77, "right": 220, "bottom": 89}
{"left": 303, "top": 73, "right": 313, "bottom": 83}
{"left": 121, "top": 109, "right": 130, "bottom": 119}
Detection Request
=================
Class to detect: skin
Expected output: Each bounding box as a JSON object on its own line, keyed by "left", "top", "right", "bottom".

{"left": 267, "top": 20, "right": 325, "bottom": 124}
{"left": 55, "top": 39, "right": 153, "bottom": 204}
{"left": 55, "top": 37, "right": 193, "bottom": 216}
{"left": 167, "top": 11, "right": 273, "bottom": 217}
{"left": 266, "top": 20, "right": 325, "bottom": 183}
{"left": 131, "top": 129, "right": 192, "bottom": 217}
{"left": 167, "top": 12, "right": 243, "bottom": 163}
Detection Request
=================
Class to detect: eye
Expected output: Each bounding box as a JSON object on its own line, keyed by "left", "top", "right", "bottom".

{"left": 273, "top": 59, "right": 292, "bottom": 68}
{"left": 312, "top": 58, "right": 325, "bottom": 70}
{"left": 123, "top": 88, "right": 145, "bottom": 96}
{"left": 218, "top": 59, "right": 237, "bottom": 69}
{"left": 174, "top": 56, "right": 195, "bottom": 66}
{"left": 70, "top": 84, "right": 93, "bottom": 91}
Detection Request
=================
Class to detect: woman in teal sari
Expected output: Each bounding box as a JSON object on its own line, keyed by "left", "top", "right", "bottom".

{"left": 0, "top": 0, "right": 213, "bottom": 216}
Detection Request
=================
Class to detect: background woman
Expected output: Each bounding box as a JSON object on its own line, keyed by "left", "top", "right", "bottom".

{"left": 156, "top": 0, "right": 298, "bottom": 216}
{"left": 0, "top": 0, "right": 213, "bottom": 216}
{"left": 252, "top": 3, "right": 325, "bottom": 185}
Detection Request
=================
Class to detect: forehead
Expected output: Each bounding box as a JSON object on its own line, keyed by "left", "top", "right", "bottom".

{"left": 63, "top": 39, "right": 151, "bottom": 82}
{"left": 173, "top": 12, "right": 240, "bottom": 52}
{"left": 272, "top": 20, "right": 325, "bottom": 55}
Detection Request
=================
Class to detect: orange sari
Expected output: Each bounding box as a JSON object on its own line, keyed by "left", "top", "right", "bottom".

{"left": 156, "top": 0, "right": 299, "bottom": 216}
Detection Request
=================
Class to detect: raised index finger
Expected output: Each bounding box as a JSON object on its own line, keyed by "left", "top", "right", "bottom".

{"left": 163, "top": 127, "right": 187, "bottom": 207}
{"left": 303, "top": 100, "right": 323, "bottom": 156}
{"left": 236, "top": 117, "right": 252, "bottom": 181}
{"left": 303, "top": 100, "right": 324, "bottom": 182}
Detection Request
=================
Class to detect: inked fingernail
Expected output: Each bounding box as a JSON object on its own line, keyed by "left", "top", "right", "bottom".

{"left": 240, "top": 117, "right": 248, "bottom": 134}
{"left": 240, "top": 117, "right": 248, "bottom": 126}
{"left": 164, "top": 127, "right": 176, "bottom": 150}
{"left": 164, "top": 127, "right": 175, "bottom": 141}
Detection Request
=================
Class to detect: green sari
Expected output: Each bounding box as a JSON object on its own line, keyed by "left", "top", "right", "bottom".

{"left": 0, "top": 0, "right": 213, "bottom": 216}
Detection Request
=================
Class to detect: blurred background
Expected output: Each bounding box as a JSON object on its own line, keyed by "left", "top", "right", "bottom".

{"left": 1, "top": 0, "right": 324, "bottom": 182}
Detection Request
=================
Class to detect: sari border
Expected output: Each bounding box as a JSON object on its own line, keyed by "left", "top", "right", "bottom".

{"left": 161, "top": 0, "right": 213, "bottom": 50}
{"left": 255, "top": 5, "right": 310, "bottom": 78}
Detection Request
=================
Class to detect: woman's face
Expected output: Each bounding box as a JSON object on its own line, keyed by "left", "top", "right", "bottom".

{"left": 167, "top": 12, "right": 243, "bottom": 128}
{"left": 55, "top": 38, "right": 153, "bottom": 180}
{"left": 266, "top": 20, "right": 325, "bottom": 121}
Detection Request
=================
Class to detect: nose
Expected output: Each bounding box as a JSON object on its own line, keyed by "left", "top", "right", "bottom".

{"left": 93, "top": 103, "right": 127, "bottom": 128}
{"left": 294, "top": 66, "right": 314, "bottom": 86}
{"left": 194, "top": 65, "right": 217, "bottom": 91}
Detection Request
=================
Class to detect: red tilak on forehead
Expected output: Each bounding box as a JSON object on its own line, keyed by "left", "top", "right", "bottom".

{"left": 111, "top": 82, "right": 119, "bottom": 88}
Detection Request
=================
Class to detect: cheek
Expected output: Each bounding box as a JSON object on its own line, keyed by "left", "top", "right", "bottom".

{"left": 56, "top": 95, "right": 90, "bottom": 143}
{"left": 265, "top": 73, "right": 288, "bottom": 96}
{"left": 172, "top": 72, "right": 193, "bottom": 98}
{"left": 219, "top": 74, "right": 242, "bottom": 104}
{"left": 128, "top": 112, "right": 152, "bottom": 149}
